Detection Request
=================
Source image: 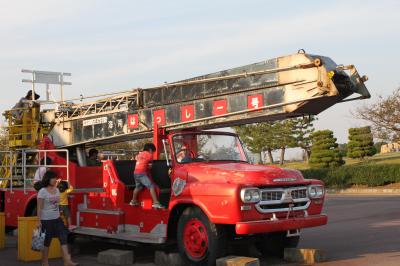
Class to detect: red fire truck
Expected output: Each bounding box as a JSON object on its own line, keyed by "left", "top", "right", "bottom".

{"left": 0, "top": 51, "right": 369, "bottom": 265}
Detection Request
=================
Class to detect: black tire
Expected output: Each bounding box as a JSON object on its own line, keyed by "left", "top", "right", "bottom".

{"left": 27, "top": 206, "right": 37, "bottom": 217}
{"left": 177, "top": 206, "right": 226, "bottom": 266}
{"left": 256, "top": 231, "right": 300, "bottom": 257}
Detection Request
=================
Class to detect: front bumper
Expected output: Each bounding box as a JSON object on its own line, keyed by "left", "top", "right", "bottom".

{"left": 235, "top": 214, "right": 328, "bottom": 235}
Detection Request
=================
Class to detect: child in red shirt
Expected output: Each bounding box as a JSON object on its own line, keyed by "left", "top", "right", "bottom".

{"left": 129, "top": 143, "right": 164, "bottom": 209}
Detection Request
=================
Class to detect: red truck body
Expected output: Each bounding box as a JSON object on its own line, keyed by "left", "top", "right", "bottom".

{"left": 0, "top": 129, "right": 327, "bottom": 265}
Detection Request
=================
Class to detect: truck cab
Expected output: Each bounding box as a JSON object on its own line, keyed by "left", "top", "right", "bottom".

{"left": 161, "top": 130, "right": 327, "bottom": 264}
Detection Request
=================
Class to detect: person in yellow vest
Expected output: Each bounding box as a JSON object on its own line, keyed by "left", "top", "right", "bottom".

{"left": 58, "top": 181, "right": 74, "bottom": 230}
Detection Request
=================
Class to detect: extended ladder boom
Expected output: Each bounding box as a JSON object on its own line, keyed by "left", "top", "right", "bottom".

{"left": 44, "top": 52, "right": 369, "bottom": 147}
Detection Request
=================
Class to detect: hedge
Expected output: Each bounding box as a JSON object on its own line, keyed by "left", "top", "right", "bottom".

{"left": 301, "top": 164, "right": 400, "bottom": 188}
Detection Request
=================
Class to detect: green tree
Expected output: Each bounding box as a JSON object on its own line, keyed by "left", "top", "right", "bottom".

{"left": 274, "top": 120, "right": 297, "bottom": 165}
{"left": 97, "top": 138, "right": 151, "bottom": 159}
{"left": 292, "top": 116, "right": 316, "bottom": 162}
{"left": 235, "top": 122, "right": 279, "bottom": 164}
{"left": 309, "top": 130, "right": 344, "bottom": 168}
{"left": 347, "top": 126, "right": 377, "bottom": 159}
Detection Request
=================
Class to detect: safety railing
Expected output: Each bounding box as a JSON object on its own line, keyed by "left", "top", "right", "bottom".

{"left": 3, "top": 106, "right": 41, "bottom": 148}
{"left": 22, "top": 149, "right": 69, "bottom": 193}
{"left": 0, "top": 151, "right": 15, "bottom": 191}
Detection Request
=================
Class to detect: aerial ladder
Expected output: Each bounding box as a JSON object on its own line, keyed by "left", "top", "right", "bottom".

{"left": 43, "top": 51, "right": 369, "bottom": 149}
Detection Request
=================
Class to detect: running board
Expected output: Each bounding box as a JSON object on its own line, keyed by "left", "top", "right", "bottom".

{"left": 78, "top": 207, "right": 124, "bottom": 215}
{"left": 72, "top": 226, "right": 166, "bottom": 244}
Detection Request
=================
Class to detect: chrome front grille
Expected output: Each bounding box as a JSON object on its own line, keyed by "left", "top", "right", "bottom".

{"left": 291, "top": 188, "right": 307, "bottom": 199}
{"left": 256, "top": 186, "right": 310, "bottom": 213}
{"left": 258, "top": 201, "right": 309, "bottom": 210}
{"left": 262, "top": 191, "right": 283, "bottom": 201}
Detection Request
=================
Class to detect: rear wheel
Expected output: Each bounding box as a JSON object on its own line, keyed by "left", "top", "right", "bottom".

{"left": 27, "top": 206, "right": 37, "bottom": 217}
{"left": 256, "top": 231, "right": 300, "bottom": 257}
{"left": 177, "top": 206, "right": 226, "bottom": 266}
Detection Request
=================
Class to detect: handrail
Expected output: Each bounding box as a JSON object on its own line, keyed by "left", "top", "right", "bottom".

{"left": 22, "top": 149, "right": 69, "bottom": 194}
{"left": 3, "top": 106, "right": 33, "bottom": 113}
{"left": 0, "top": 151, "right": 14, "bottom": 191}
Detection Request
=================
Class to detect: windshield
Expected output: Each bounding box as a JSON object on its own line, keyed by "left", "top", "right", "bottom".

{"left": 172, "top": 133, "right": 248, "bottom": 163}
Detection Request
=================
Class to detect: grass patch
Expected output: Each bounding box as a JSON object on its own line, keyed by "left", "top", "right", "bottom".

{"left": 270, "top": 152, "right": 400, "bottom": 188}
{"left": 278, "top": 152, "right": 400, "bottom": 170}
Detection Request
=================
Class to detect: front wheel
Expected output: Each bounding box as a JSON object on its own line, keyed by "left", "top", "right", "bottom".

{"left": 177, "top": 206, "right": 226, "bottom": 266}
{"left": 256, "top": 231, "right": 300, "bottom": 257}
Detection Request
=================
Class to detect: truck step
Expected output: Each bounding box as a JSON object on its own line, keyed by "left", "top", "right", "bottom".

{"left": 71, "top": 226, "right": 166, "bottom": 244}
{"left": 78, "top": 207, "right": 123, "bottom": 215}
{"left": 77, "top": 206, "right": 125, "bottom": 234}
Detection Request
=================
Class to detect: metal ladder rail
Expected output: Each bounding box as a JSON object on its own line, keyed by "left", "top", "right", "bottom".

{"left": 0, "top": 151, "right": 14, "bottom": 190}
{"left": 22, "top": 149, "right": 69, "bottom": 194}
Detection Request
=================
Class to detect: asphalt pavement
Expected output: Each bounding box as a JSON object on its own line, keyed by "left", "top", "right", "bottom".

{"left": 1, "top": 194, "right": 399, "bottom": 266}
{"left": 300, "top": 194, "right": 400, "bottom": 266}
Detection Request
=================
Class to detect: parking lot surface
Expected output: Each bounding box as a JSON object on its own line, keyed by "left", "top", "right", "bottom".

{"left": 1, "top": 195, "right": 399, "bottom": 266}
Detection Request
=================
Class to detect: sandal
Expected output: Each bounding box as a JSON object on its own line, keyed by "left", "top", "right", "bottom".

{"left": 129, "top": 200, "right": 140, "bottom": 206}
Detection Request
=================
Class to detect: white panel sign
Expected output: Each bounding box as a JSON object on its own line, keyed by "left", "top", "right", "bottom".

{"left": 34, "top": 71, "right": 61, "bottom": 84}
{"left": 83, "top": 117, "right": 108, "bottom": 127}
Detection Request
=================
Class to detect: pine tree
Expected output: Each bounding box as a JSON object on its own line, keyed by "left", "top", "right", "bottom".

{"left": 235, "top": 122, "right": 279, "bottom": 163}
{"left": 309, "top": 130, "right": 344, "bottom": 168}
{"left": 292, "top": 116, "right": 316, "bottom": 162}
{"left": 347, "top": 126, "right": 377, "bottom": 159}
{"left": 236, "top": 117, "right": 314, "bottom": 165}
{"left": 274, "top": 120, "right": 297, "bottom": 165}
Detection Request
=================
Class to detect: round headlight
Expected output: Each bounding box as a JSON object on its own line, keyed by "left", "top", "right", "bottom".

{"left": 241, "top": 188, "right": 261, "bottom": 203}
{"left": 309, "top": 187, "right": 317, "bottom": 197}
{"left": 244, "top": 192, "right": 252, "bottom": 202}
{"left": 308, "top": 185, "right": 324, "bottom": 198}
{"left": 251, "top": 190, "right": 261, "bottom": 202}
{"left": 316, "top": 186, "right": 324, "bottom": 197}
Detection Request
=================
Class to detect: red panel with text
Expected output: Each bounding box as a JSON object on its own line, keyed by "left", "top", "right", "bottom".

{"left": 127, "top": 114, "right": 139, "bottom": 129}
{"left": 213, "top": 99, "right": 227, "bottom": 116}
{"left": 181, "top": 105, "right": 195, "bottom": 122}
{"left": 153, "top": 109, "right": 166, "bottom": 126}
{"left": 247, "top": 94, "right": 263, "bottom": 110}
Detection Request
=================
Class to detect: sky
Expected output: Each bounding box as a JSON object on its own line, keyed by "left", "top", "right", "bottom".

{"left": 1, "top": 0, "right": 399, "bottom": 151}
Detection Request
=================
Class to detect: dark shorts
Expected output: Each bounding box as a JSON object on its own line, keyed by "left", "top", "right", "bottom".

{"left": 134, "top": 174, "right": 154, "bottom": 189}
{"left": 41, "top": 218, "right": 68, "bottom": 247}
{"left": 59, "top": 205, "right": 71, "bottom": 218}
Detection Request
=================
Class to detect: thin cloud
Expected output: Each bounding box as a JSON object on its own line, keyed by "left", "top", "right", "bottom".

{"left": 75, "top": 1, "right": 400, "bottom": 90}
{"left": 0, "top": 1, "right": 90, "bottom": 31}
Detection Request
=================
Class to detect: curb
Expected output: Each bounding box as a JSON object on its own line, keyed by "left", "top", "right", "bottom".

{"left": 327, "top": 188, "right": 400, "bottom": 195}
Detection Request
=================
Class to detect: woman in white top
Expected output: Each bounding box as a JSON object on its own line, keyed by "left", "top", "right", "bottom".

{"left": 37, "top": 171, "right": 78, "bottom": 266}
{"left": 33, "top": 157, "right": 52, "bottom": 183}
